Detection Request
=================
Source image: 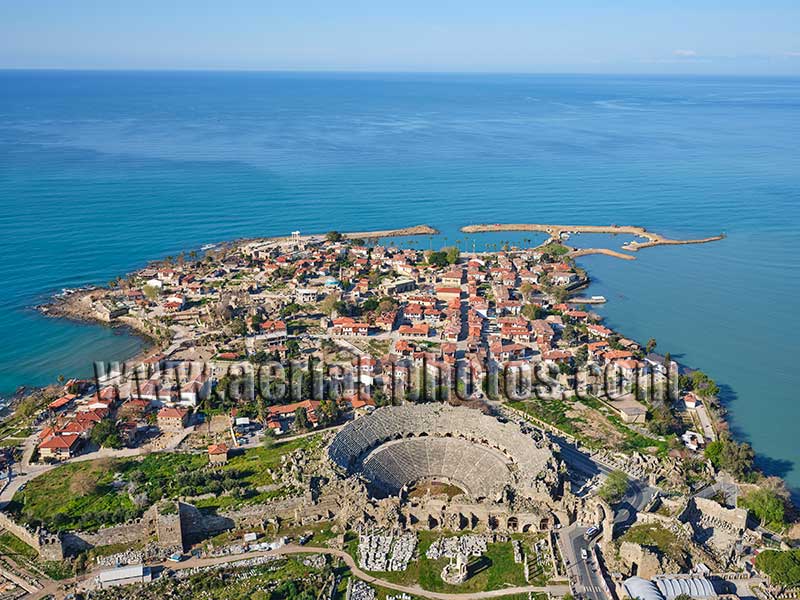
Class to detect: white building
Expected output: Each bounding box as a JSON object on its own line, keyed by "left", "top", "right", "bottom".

{"left": 97, "top": 565, "right": 151, "bottom": 589}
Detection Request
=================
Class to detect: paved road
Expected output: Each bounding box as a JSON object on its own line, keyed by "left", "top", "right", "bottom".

{"left": 557, "top": 526, "right": 606, "bottom": 600}
{"left": 515, "top": 411, "right": 660, "bottom": 600}
{"left": 546, "top": 431, "right": 657, "bottom": 523}
{"left": 615, "top": 478, "right": 655, "bottom": 527}
{"left": 691, "top": 402, "right": 717, "bottom": 442}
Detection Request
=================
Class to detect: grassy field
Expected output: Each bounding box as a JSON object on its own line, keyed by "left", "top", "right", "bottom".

{"left": 10, "top": 434, "right": 322, "bottom": 531}
{"left": 352, "top": 530, "right": 528, "bottom": 594}
{"left": 510, "top": 395, "right": 669, "bottom": 457}
{"left": 508, "top": 398, "right": 583, "bottom": 437}
{"left": 11, "top": 457, "right": 140, "bottom": 531}
{"left": 0, "top": 411, "right": 36, "bottom": 448}
{"left": 0, "top": 531, "right": 38, "bottom": 561}
{"left": 576, "top": 396, "right": 669, "bottom": 455}
{"left": 620, "top": 522, "right": 689, "bottom": 570}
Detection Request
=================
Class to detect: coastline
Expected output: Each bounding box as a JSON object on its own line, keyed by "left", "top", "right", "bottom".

{"left": 10, "top": 224, "right": 442, "bottom": 402}
{"left": 20, "top": 221, "right": 722, "bottom": 399}
{"left": 5, "top": 223, "right": 784, "bottom": 496}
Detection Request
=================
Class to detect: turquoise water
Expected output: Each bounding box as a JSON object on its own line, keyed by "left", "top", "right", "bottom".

{"left": 1, "top": 71, "right": 799, "bottom": 490}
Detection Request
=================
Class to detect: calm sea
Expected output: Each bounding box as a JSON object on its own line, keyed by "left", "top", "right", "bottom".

{"left": 1, "top": 71, "right": 798, "bottom": 491}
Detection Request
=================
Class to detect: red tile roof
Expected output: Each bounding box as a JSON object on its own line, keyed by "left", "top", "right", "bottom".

{"left": 158, "top": 407, "right": 188, "bottom": 419}
{"left": 39, "top": 435, "right": 79, "bottom": 450}
{"left": 48, "top": 395, "right": 76, "bottom": 410}
{"left": 208, "top": 443, "right": 229, "bottom": 455}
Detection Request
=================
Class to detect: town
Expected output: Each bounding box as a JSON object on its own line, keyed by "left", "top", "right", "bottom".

{"left": 0, "top": 226, "right": 796, "bottom": 600}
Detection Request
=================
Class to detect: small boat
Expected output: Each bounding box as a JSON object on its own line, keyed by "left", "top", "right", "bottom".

{"left": 201, "top": 243, "right": 218, "bottom": 251}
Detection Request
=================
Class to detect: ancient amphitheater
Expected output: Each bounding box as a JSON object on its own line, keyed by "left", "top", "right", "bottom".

{"left": 328, "top": 403, "right": 555, "bottom": 501}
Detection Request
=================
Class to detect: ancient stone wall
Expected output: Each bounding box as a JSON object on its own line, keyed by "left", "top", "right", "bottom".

{"left": 76, "top": 520, "right": 151, "bottom": 548}
{"left": 0, "top": 510, "right": 64, "bottom": 560}
{"left": 156, "top": 504, "right": 183, "bottom": 550}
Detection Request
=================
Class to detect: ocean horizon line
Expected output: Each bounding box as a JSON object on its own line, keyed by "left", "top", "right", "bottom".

{"left": 2, "top": 67, "right": 800, "bottom": 79}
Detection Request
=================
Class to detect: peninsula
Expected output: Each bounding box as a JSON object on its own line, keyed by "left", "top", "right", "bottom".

{"left": 0, "top": 224, "right": 795, "bottom": 600}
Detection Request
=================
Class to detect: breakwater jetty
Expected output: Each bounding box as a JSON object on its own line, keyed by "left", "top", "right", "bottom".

{"left": 461, "top": 223, "right": 724, "bottom": 259}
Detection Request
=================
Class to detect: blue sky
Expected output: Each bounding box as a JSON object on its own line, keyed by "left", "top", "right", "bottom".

{"left": 2, "top": 0, "right": 799, "bottom": 74}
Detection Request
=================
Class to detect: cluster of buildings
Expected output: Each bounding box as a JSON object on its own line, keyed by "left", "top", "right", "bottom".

{"left": 37, "top": 382, "right": 110, "bottom": 460}
{"left": 2, "top": 231, "right": 778, "bottom": 600}
{"left": 35, "top": 373, "right": 195, "bottom": 461}
{"left": 26, "top": 229, "right": 721, "bottom": 473}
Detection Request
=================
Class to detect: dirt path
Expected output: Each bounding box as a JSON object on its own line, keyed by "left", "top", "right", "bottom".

{"left": 165, "top": 545, "right": 569, "bottom": 599}
{"left": 34, "top": 544, "right": 570, "bottom": 600}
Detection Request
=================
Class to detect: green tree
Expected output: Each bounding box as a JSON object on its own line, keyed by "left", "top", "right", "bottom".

{"left": 325, "top": 231, "right": 343, "bottom": 242}
{"left": 320, "top": 292, "right": 344, "bottom": 317}
{"left": 373, "top": 388, "right": 390, "bottom": 407}
{"left": 522, "top": 303, "right": 544, "bottom": 321}
{"left": 445, "top": 246, "right": 460, "bottom": 264}
{"left": 294, "top": 406, "right": 310, "bottom": 430}
{"left": 317, "top": 399, "right": 341, "bottom": 427}
{"left": 361, "top": 298, "right": 379, "bottom": 313}
{"left": 285, "top": 339, "right": 301, "bottom": 359}
{"left": 229, "top": 318, "right": 247, "bottom": 336}
{"left": 690, "top": 370, "right": 720, "bottom": 397}
{"left": 520, "top": 281, "right": 534, "bottom": 300}
{"left": 143, "top": 284, "right": 160, "bottom": 301}
{"left": 646, "top": 338, "right": 657, "bottom": 354}
{"left": 575, "top": 344, "right": 589, "bottom": 367}
{"left": 598, "top": 470, "right": 629, "bottom": 504}
{"left": 550, "top": 286, "right": 569, "bottom": 304}
{"left": 73, "top": 552, "right": 88, "bottom": 576}
{"left": 754, "top": 549, "right": 800, "bottom": 589}
{"left": 426, "top": 251, "right": 449, "bottom": 268}
{"left": 741, "top": 487, "right": 787, "bottom": 531}
{"left": 648, "top": 402, "right": 677, "bottom": 436}
{"left": 90, "top": 420, "right": 123, "bottom": 449}
{"left": 705, "top": 433, "right": 754, "bottom": 479}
